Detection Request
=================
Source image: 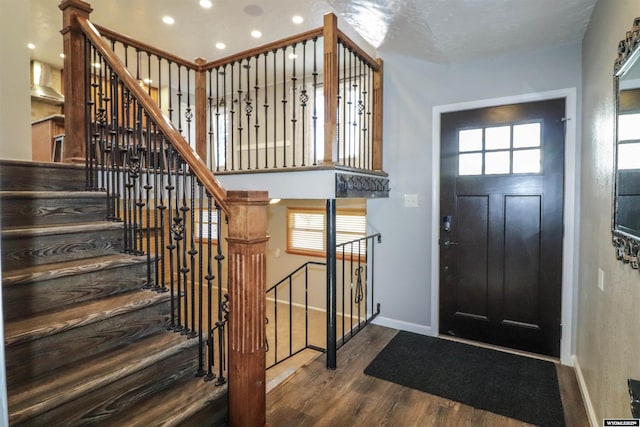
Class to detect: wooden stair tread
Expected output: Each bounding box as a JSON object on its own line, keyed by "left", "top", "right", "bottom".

{"left": 8, "top": 332, "right": 198, "bottom": 424}
{"left": 1, "top": 220, "right": 122, "bottom": 237}
{"left": 2, "top": 253, "right": 147, "bottom": 286}
{"left": 4, "top": 290, "right": 169, "bottom": 346}
{"left": 103, "top": 373, "right": 228, "bottom": 427}
{"left": 0, "top": 190, "right": 106, "bottom": 199}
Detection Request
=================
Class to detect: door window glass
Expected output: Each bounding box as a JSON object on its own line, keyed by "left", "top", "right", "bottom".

{"left": 457, "top": 121, "right": 542, "bottom": 176}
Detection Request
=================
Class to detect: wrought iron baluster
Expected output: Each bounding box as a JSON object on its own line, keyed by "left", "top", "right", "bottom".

{"left": 348, "top": 47, "right": 354, "bottom": 168}
{"left": 288, "top": 276, "right": 293, "bottom": 357}
{"left": 238, "top": 60, "right": 245, "bottom": 170}
{"left": 254, "top": 54, "right": 260, "bottom": 170}
{"left": 168, "top": 60, "right": 174, "bottom": 122}
{"left": 263, "top": 52, "right": 269, "bottom": 169}
{"left": 230, "top": 63, "right": 236, "bottom": 171}
{"left": 273, "top": 50, "right": 278, "bottom": 168}
{"left": 179, "top": 160, "right": 190, "bottom": 334}
{"left": 341, "top": 246, "right": 346, "bottom": 339}
{"left": 215, "top": 208, "right": 227, "bottom": 385}
{"left": 207, "top": 70, "right": 214, "bottom": 169}
{"left": 282, "top": 47, "right": 288, "bottom": 167}
{"left": 312, "top": 37, "right": 318, "bottom": 166}
{"left": 300, "top": 40, "right": 307, "bottom": 167}
{"left": 291, "top": 43, "right": 297, "bottom": 167}
{"left": 222, "top": 66, "right": 229, "bottom": 171}
{"left": 243, "top": 58, "right": 251, "bottom": 170}
{"left": 157, "top": 129, "right": 168, "bottom": 293}
{"left": 177, "top": 64, "right": 184, "bottom": 136}
{"left": 196, "top": 184, "right": 205, "bottom": 376}
{"left": 186, "top": 69, "right": 193, "bottom": 146}
{"left": 188, "top": 176, "right": 198, "bottom": 338}
{"left": 204, "top": 196, "right": 215, "bottom": 381}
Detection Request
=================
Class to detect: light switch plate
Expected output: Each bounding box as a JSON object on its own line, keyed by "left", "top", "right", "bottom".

{"left": 404, "top": 194, "right": 418, "bottom": 208}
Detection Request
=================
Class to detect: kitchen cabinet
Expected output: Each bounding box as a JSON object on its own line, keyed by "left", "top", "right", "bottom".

{"left": 31, "top": 114, "right": 64, "bottom": 162}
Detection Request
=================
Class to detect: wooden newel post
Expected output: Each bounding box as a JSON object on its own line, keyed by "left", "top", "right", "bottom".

{"left": 59, "top": 0, "right": 93, "bottom": 163}
{"left": 372, "top": 58, "right": 384, "bottom": 171}
{"left": 226, "top": 190, "right": 269, "bottom": 427}
{"left": 322, "top": 13, "right": 339, "bottom": 165}
{"left": 194, "top": 58, "right": 207, "bottom": 162}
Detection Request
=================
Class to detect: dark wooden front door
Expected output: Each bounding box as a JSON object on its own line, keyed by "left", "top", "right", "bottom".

{"left": 439, "top": 98, "right": 565, "bottom": 357}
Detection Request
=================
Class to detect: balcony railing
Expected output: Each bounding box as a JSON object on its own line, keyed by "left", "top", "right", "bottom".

{"left": 69, "top": 12, "right": 383, "bottom": 174}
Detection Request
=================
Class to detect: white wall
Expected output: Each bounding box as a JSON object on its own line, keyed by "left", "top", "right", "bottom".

{"left": 0, "top": 0, "right": 32, "bottom": 161}
{"left": 577, "top": 0, "right": 640, "bottom": 423}
{"left": 368, "top": 43, "right": 582, "bottom": 336}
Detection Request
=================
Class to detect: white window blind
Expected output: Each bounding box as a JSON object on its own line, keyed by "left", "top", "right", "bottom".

{"left": 196, "top": 209, "right": 219, "bottom": 241}
{"left": 287, "top": 207, "right": 366, "bottom": 257}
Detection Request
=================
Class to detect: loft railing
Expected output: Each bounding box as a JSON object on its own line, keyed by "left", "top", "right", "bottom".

{"left": 60, "top": 1, "right": 269, "bottom": 426}
{"left": 66, "top": 11, "right": 383, "bottom": 174}
{"left": 265, "top": 234, "right": 381, "bottom": 369}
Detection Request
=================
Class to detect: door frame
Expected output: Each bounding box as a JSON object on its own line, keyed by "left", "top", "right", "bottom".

{"left": 430, "top": 88, "right": 578, "bottom": 366}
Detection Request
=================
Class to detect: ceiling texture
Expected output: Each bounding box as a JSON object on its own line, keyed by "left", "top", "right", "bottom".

{"left": 29, "top": 0, "right": 598, "bottom": 69}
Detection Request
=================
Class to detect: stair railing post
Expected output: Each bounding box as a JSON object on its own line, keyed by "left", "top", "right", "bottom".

{"left": 372, "top": 58, "right": 384, "bottom": 171}
{"left": 59, "top": 0, "right": 93, "bottom": 163}
{"left": 322, "top": 13, "right": 339, "bottom": 166}
{"left": 194, "top": 58, "right": 208, "bottom": 162}
{"left": 226, "top": 190, "right": 269, "bottom": 427}
{"left": 326, "top": 198, "right": 337, "bottom": 369}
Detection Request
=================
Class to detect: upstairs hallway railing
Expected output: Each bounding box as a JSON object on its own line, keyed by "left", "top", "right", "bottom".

{"left": 62, "top": 11, "right": 384, "bottom": 175}
{"left": 60, "top": 1, "right": 268, "bottom": 426}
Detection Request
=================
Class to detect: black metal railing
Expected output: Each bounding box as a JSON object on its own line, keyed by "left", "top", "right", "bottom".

{"left": 335, "top": 233, "right": 381, "bottom": 349}
{"left": 266, "top": 233, "right": 381, "bottom": 370}
{"left": 83, "top": 26, "right": 229, "bottom": 385}
{"left": 95, "top": 23, "right": 381, "bottom": 174}
{"left": 265, "top": 261, "right": 326, "bottom": 369}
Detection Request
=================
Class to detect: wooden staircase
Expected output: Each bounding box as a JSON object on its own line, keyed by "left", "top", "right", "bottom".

{"left": 1, "top": 161, "right": 228, "bottom": 426}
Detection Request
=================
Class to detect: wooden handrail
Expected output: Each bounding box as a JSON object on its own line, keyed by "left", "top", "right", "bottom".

{"left": 94, "top": 23, "right": 198, "bottom": 69}
{"left": 337, "top": 30, "right": 381, "bottom": 71}
{"left": 77, "top": 16, "right": 230, "bottom": 214}
{"left": 201, "top": 27, "right": 324, "bottom": 70}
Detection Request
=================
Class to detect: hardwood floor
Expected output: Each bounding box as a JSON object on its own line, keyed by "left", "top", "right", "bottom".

{"left": 267, "top": 324, "right": 589, "bottom": 427}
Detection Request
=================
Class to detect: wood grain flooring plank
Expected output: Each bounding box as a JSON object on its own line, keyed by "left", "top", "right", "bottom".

{"left": 267, "top": 325, "right": 587, "bottom": 427}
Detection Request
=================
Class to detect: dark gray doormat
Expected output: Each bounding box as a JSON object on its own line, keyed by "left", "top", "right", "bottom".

{"left": 364, "top": 331, "right": 565, "bottom": 427}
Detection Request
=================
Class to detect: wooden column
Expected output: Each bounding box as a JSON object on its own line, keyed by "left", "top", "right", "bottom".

{"left": 226, "top": 190, "right": 269, "bottom": 427}
{"left": 194, "top": 58, "right": 208, "bottom": 162}
{"left": 59, "top": 0, "right": 93, "bottom": 163}
{"left": 322, "top": 13, "right": 339, "bottom": 165}
{"left": 372, "top": 58, "right": 384, "bottom": 171}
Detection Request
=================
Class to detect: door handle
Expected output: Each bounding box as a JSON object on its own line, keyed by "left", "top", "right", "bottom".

{"left": 442, "top": 240, "right": 459, "bottom": 248}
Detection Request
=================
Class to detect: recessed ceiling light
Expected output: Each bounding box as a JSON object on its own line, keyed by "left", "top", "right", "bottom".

{"left": 143, "top": 78, "right": 153, "bottom": 84}
{"left": 292, "top": 15, "right": 304, "bottom": 24}
{"left": 251, "top": 30, "right": 262, "bottom": 38}
{"left": 59, "top": 53, "right": 65, "bottom": 59}
{"left": 27, "top": 43, "right": 35, "bottom": 50}
{"left": 92, "top": 62, "right": 101, "bottom": 69}
{"left": 162, "top": 16, "right": 175, "bottom": 25}
{"left": 216, "top": 42, "right": 226, "bottom": 50}
{"left": 200, "top": 0, "right": 212, "bottom": 8}
{"left": 288, "top": 53, "right": 297, "bottom": 60}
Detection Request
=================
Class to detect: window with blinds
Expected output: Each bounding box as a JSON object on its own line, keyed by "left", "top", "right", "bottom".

{"left": 195, "top": 209, "right": 219, "bottom": 242}
{"left": 286, "top": 207, "right": 366, "bottom": 257}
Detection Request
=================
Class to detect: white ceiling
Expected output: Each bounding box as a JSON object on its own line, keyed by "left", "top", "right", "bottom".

{"left": 29, "top": 0, "right": 598, "bottom": 69}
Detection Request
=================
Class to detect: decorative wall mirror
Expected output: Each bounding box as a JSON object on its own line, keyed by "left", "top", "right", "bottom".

{"left": 613, "top": 17, "right": 640, "bottom": 266}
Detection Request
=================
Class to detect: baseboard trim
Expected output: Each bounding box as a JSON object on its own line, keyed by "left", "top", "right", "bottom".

{"left": 371, "top": 316, "right": 432, "bottom": 336}
{"left": 573, "top": 355, "right": 598, "bottom": 427}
